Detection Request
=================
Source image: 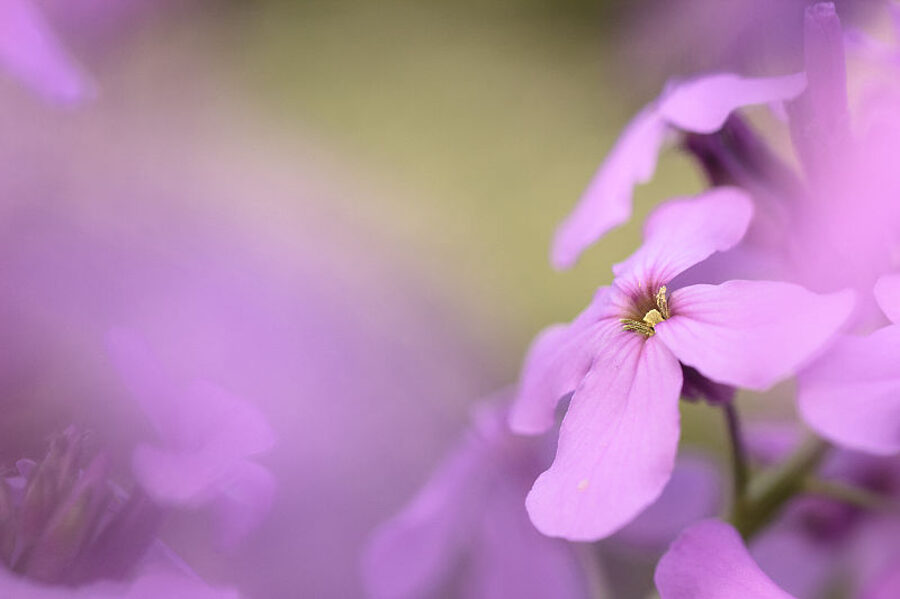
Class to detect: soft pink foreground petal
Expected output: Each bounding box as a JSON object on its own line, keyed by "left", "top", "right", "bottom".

{"left": 613, "top": 188, "right": 753, "bottom": 291}
{"left": 510, "top": 299, "right": 621, "bottom": 434}
{"left": 0, "top": 0, "right": 93, "bottom": 103}
{"left": 658, "top": 73, "right": 806, "bottom": 134}
{"left": 551, "top": 105, "right": 667, "bottom": 269}
{"left": 657, "top": 281, "right": 854, "bottom": 390}
{"left": 798, "top": 326, "right": 900, "bottom": 455}
{"left": 362, "top": 427, "right": 489, "bottom": 599}
{"left": 211, "top": 460, "right": 277, "bottom": 550}
{"left": 526, "top": 335, "right": 682, "bottom": 541}
{"left": 874, "top": 273, "right": 900, "bottom": 324}
{"left": 465, "top": 470, "right": 591, "bottom": 599}
{"left": 655, "top": 520, "right": 796, "bottom": 599}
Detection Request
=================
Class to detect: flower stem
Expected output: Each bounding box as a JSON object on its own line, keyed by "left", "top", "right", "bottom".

{"left": 802, "top": 477, "right": 900, "bottom": 513}
{"left": 722, "top": 402, "right": 749, "bottom": 517}
{"left": 730, "top": 434, "right": 829, "bottom": 540}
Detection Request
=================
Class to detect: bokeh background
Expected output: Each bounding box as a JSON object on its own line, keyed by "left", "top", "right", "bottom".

{"left": 2, "top": 1, "right": 882, "bottom": 597}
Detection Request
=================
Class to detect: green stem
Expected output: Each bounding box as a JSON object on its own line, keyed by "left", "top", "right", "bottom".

{"left": 722, "top": 402, "right": 749, "bottom": 517}
{"left": 730, "top": 434, "right": 829, "bottom": 540}
{"left": 802, "top": 477, "right": 900, "bottom": 513}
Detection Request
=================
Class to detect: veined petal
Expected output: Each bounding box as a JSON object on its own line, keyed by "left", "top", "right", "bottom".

{"left": 874, "top": 273, "right": 900, "bottom": 324}
{"left": 510, "top": 307, "right": 621, "bottom": 434}
{"left": 551, "top": 105, "right": 667, "bottom": 269}
{"left": 525, "top": 335, "right": 682, "bottom": 541}
{"left": 655, "top": 520, "right": 796, "bottom": 599}
{"left": 798, "top": 326, "right": 900, "bottom": 455}
{"left": 0, "top": 0, "right": 93, "bottom": 103}
{"left": 656, "top": 281, "right": 854, "bottom": 390}
{"left": 613, "top": 188, "right": 753, "bottom": 291}
{"left": 659, "top": 73, "right": 807, "bottom": 134}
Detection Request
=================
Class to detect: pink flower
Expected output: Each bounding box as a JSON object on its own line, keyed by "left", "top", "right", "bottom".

{"left": 551, "top": 71, "right": 805, "bottom": 269}
{"left": 511, "top": 188, "right": 852, "bottom": 540}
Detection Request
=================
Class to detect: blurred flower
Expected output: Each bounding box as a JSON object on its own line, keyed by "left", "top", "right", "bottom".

{"left": 511, "top": 189, "right": 851, "bottom": 540}
{"left": 107, "top": 329, "right": 276, "bottom": 550}
{"left": 0, "top": 428, "right": 239, "bottom": 597}
{"left": 362, "top": 398, "right": 593, "bottom": 599}
{"left": 745, "top": 422, "right": 900, "bottom": 598}
{"left": 0, "top": 0, "right": 92, "bottom": 103}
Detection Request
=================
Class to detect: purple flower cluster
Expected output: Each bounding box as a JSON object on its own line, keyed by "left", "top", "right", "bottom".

{"left": 366, "top": 2, "right": 900, "bottom": 598}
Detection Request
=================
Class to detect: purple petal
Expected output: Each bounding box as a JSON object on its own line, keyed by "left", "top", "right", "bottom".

{"left": 798, "top": 326, "right": 900, "bottom": 455}
{"left": 210, "top": 461, "right": 277, "bottom": 550}
{"left": 465, "top": 471, "right": 591, "bottom": 599}
{"left": 656, "top": 281, "right": 854, "bottom": 390}
{"left": 874, "top": 274, "right": 900, "bottom": 324}
{"left": 863, "top": 565, "right": 900, "bottom": 599}
{"left": 551, "top": 105, "right": 667, "bottom": 269}
{"left": 613, "top": 187, "right": 753, "bottom": 291}
{"left": 510, "top": 289, "right": 621, "bottom": 434}
{"left": 0, "top": 0, "right": 93, "bottom": 104}
{"left": 787, "top": 2, "right": 850, "bottom": 177}
{"left": 750, "top": 527, "right": 835, "bottom": 599}
{"left": 361, "top": 426, "right": 490, "bottom": 599}
{"left": 659, "top": 73, "right": 807, "bottom": 134}
{"left": 526, "top": 335, "right": 682, "bottom": 541}
{"left": 655, "top": 519, "right": 796, "bottom": 599}
{"left": 613, "top": 453, "right": 722, "bottom": 552}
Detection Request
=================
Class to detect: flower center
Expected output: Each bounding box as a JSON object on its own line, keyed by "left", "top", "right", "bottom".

{"left": 621, "top": 286, "right": 669, "bottom": 337}
{"left": 0, "top": 428, "right": 161, "bottom": 587}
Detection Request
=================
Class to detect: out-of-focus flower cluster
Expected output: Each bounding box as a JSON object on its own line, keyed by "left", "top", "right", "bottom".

{"left": 366, "top": 2, "right": 900, "bottom": 598}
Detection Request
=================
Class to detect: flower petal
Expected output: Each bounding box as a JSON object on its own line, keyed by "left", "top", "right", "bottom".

{"left": 0, "top": 0, "right": 93, "bottom": 103}
{"left": 525, "top": 335, "right": 682, "bottom": 541}
{"left": 551, "top": 105, "right": 667, "bottom": 269}
{"left": 656, "top": 281, "right": 854, "bottom": 390}
{"left": 613, "top": 187, "right": 753, "bottom": 290}
{"left": 510, "top": 289, "right": 621, "bottom": 434}
{"left": 655, "top": 519, "right": 796, "bottom": 599}
{"left": 361, "top": 426, "right": 491, "bottom": 599}
{"left": 659, "top": 73, "right": 807, "bottom": 134}
{"left": 464, "top": 470, "right": 591, "bottom": 599}
{"left": 874, "top": 273, "right": 900, "bottom": 324}
{"left": 798, "top": 326, "right": 900, "bottom": 455}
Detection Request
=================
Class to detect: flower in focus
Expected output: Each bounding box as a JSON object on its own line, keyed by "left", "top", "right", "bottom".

{"left": 511, "top": 188, "right": 852, "bottom": 540}
{"left": 0, "top": 0, "right": 92, "bottom": 103}
{"left": 107, "top": 328, "right": 277, "bottom": 550}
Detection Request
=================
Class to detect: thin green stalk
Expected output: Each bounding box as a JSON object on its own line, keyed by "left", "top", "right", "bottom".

{"left": 730, "top": 435, "right": 830, "bottom": 540}
{"left": 722, "top": 402, "right": 749, "bottom": 519}
{"left": 802, "top": 477, "right": 900, "bottom": 513}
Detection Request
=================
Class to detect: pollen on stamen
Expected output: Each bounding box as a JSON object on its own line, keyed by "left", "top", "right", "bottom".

{"left": 621, "top": 285, "right": 670, "bottom": 336}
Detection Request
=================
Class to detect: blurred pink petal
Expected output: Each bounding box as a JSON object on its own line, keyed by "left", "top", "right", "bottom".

{"left": 551, "top": 105, "right": 667, "bottom": 270}
{"left": 655, "top": 520, "right": 796, "bottom": 599}
{"left": 0, "top": 0, "right": 93, "bottom": 103}
{"left": 658, "top": 73, "right": 806, "bottom": 134}
{"left": 798, "top": 325, "right": 900, "bottom": 455}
